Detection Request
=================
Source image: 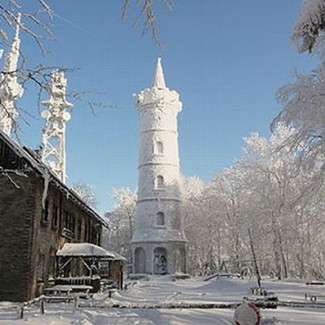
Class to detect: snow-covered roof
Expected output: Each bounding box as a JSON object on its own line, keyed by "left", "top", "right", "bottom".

{"left": 57, "top": 243, "right": 127, "bottom": 262}
{"left": 57, "top": 243, "right": 115, "bottom": 257}
{"left": 110, "top": 251, "right": 128, "bottom": 262}
{"left": 0, "top": 130, "right": 108, "bottom": 228}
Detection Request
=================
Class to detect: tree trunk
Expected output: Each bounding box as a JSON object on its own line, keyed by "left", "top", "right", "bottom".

{"left": 277, "top": 228, "right": 288, "bottom": 278}
{"left": 248, "top": 228, "right": 262, "bottom": 288}
{"left": 271, "top": 213, "right": 282, "bottom": 279}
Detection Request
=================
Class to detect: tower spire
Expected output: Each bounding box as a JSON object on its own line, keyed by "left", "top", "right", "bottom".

{"left": 152, "top": 57, "right": 166, "bottom": 89}
{"left": 0, "top": 13, "right": 24, "bottom": 136}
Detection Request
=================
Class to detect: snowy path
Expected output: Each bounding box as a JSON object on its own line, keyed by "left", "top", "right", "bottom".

{"left": 1, "top": 277, "right": 325, "bottom": 324}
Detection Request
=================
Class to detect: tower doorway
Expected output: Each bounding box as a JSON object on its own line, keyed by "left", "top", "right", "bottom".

{"left": 134, "top": 247, "right": 146, "bottom": 273}
{"left": 153, "top": 247, "right": 167, "bottom": 274}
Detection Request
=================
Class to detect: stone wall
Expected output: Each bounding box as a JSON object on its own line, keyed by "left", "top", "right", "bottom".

{"left": 132, "top": 241, "right": 186, "bottom": 275}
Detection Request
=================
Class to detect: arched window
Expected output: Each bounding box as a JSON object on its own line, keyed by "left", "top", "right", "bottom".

{"left": 156, "top": 141, "right": 163, "bottom": 154}
{"left": 156, "top": 175, "right": 164, "bottom": 188}
{"left": 157, "top": 212, "right": 165, "bottom": 226}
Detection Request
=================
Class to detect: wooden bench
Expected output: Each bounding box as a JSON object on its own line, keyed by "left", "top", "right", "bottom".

{"left": 43, "top": 295, "right": 75, "bottom": 303}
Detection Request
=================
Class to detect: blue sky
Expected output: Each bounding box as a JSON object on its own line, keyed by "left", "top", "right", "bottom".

{"left": 15, "top": 1, "right": 318, "bottom": 213}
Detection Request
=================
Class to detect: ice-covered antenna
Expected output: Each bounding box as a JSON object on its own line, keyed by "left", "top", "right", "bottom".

{"left": 41, "top": 70, "right": 73, "bottom": 183}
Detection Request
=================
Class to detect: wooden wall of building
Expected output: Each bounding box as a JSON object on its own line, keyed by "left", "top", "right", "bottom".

{"left": 0, "top": 138, "right": 103, "bottom": 301}
{"left": 0, "top": 173, "right": 36, "bottom": 301}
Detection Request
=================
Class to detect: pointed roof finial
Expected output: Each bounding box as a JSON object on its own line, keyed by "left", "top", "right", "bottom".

{"left": 152, "top": 57, "right": 166, "bottom": 89}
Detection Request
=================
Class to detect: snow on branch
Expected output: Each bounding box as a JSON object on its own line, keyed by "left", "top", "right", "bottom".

{"left": 122, "top": 0, "right": 173, "bottom": 45}
{"left": 72, "top": 182, "right": 98, "bottom": 209}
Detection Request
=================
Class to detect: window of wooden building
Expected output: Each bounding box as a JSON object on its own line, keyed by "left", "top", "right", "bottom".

{"left": 96, "top": 229, "right": 101, "bottom": 246}
{"left": 52, "top": 204, "right": 59, "bottom": 229}
{"left": 76, "top": 219, "right": 82, "bottom": 241}
{"left": 84, "top": 218, "right": 91, "bottom": 242}
{"left": 63, "top": 210, "right": 69, "bottom": 229}
{"left": 69, "top": 214, "right": 75, "bottom": 234}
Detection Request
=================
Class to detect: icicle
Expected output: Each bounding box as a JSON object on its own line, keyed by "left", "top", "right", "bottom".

{"left": 41, "top": 168, "right": 50, "bottom": 209}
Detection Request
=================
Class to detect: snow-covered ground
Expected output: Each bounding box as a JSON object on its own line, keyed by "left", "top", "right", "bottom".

{"left": 1, "top": 276, "right": 325, "bottom": 324}
{"left": 114, "top": 276, "right": 325, "bottom": 304}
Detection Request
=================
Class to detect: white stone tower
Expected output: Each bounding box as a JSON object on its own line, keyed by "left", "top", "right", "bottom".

{"left": 0, "top": 13, "right": 24, "bottom": 136}
{"left": 41, "top": 70, "right": 73, "bottom": 183}
{"left": 131, "top": 58, "right": 187, "bottom": 275}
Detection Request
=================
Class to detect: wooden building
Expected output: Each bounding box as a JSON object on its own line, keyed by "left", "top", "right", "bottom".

{"left": 0, "top": 130, "right": 109, "bottom": 301}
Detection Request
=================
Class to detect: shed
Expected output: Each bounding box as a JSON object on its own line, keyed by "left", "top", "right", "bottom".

{"left": 56, "top": 243, "right": 126, "bottom": 290}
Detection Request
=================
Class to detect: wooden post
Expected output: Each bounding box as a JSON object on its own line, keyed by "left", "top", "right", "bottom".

{"left": 19, "top": 305, "right": 24, "bottom": 319}
{"left": 41, "top": 299, "right": 45, "bottom": 314}
{"left": 73, "top": 295, "right": 79, "bottom": 312}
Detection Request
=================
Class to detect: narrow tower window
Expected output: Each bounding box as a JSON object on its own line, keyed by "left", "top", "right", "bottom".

{"left": 157, "top": 212, "right": 165, "bottom": 226}
{"left": 156, "top": 141, "right": 163, "bottom": 154}
{"left": 156, "top": 175, "right": 164, "bottom": 188}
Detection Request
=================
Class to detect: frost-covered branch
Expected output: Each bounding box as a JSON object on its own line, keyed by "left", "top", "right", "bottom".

{"left": 292, "top": 0, "right": 325, "bottom": 52}
{"left": 122, "top": 0, "right": 173, "bottom": 45}
{"left": 72, "top": 182, "right": 98, "bottom": 208}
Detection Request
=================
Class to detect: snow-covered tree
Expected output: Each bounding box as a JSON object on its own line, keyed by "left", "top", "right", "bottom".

{"left": 274, "top": 0, "right": 325, "bottom": 190}
{"left": 106, "top": 188, "right": 137, "bottom": 258}
{"left": 230, "top": 124, "right": 325, "bottom": 279}
{"left": 275, "top": 66, "right": 325, "bottom": 178}
{"left": 182, "top": 177, "right": 210, "bottom": 274}
{"left": 183, "top": 125, "right": 325, "bottom": 279}
{"left": 72, "top": 182, "right": 98, "bottom": 208}
{"left": 292, "top": 0, "right": 325, "bottom": 53}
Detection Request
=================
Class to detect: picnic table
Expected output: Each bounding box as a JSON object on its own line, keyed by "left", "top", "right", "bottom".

{"left": 43, "top": 285, "right": 93, "bottom": 302}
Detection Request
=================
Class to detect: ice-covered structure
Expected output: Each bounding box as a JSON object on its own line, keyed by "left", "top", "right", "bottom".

{"left": 0, "top": 13, "right": 24, "bottom": 136}
{"left": 131, "top": 58, "right": 187, "bottom": 275}
{"left": 41, "top": 71, "right": 73, "bottom": 183}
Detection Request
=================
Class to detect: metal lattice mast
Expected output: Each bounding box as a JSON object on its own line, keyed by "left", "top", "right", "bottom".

{"left": 0, "top": 13, "right": 24, "bottom": 136}
{"left": 41, "top": 70, "right": 73, "bottom": 183}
